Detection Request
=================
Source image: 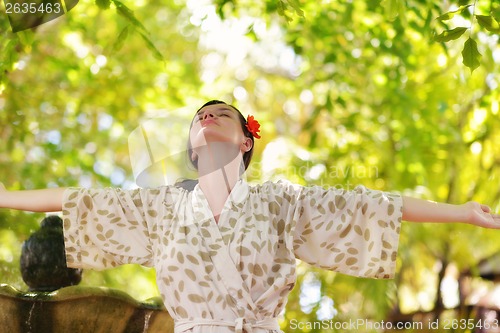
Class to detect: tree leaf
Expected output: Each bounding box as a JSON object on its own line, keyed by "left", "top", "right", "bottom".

{"left": 382, "top": 0, "right": 401, "bottom": 21}
{"left": 285, "top": 0, "right": 305, "bottom": 18}
{"left": 462, "top": 37, "right": 481, "bottom": 72}
{"left": 214, "top": 0, "right": 234, "bottom": 19}
{"left": 112, "top": 0, "right": 148, "bottom": 34}
{"left": 433, "top": 27, "right": 468, "bottom": 42}
{"left": 492, "top": 7, "right": 500, "bottom": 22}
{"left": 0, "top": 39, "right": 20, "bottom": 84}
{"left": 436, "top": 5, "right": 472, "bottom": 21}
{"left": 475, "top": 15, "right": 500, "bottom": 33}
{"left": 276, "top": 0, "right": 300, "bottom": 22}
{"left": 138, "top": 31, "right": 164, "bottom": 61}
{"left": 96, "top": 0, "right": 111, "bottom": 10}
{"left": 111, "top": 25, "right": 130, "bottom": 53}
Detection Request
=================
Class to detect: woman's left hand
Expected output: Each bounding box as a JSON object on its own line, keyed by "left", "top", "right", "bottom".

{"left": 465, "top": 201, "right": 500, "bottom": 229}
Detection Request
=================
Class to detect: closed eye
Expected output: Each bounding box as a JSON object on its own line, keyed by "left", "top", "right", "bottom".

{"left": 194, "top": 107, "right": 234, "bottom": 122}
{"left": 217, "top": 108, "right": 235, "bottom": 117}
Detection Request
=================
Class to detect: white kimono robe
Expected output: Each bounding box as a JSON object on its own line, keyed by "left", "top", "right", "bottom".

{"left": 62, "top": 180, "right": 403, "bottom": 333}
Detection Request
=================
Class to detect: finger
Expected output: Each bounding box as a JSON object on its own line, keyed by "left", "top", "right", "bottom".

{"left": 480, "top": 204, "right": 491, "bottom": 213}
{"left": 485, "top": 214, "right": 500, "bottom": 229}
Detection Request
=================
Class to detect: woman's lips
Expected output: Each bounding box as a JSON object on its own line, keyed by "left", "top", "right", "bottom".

{"left": 201, "top": 119, "right": 217, "bottom": 126}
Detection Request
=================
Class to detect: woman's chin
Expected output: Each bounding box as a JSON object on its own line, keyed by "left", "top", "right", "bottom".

{"left": 190, "top": 130, "right": 237, "bottom": 149}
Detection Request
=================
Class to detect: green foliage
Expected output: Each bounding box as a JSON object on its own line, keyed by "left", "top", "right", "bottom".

{"left": 381, "top": 0, "right": 405, "bottom": 21}
{"left": 461, "top": 37, "right": 481, "bottom": 72}
{"left": 111, "top": 0, "right": 164, "bottom": 61}
{"left": 276, "top": 0, "right": 304, "bottom": 21}
{"left": 476, "top": 14, "right": 500, "bottom": 32}
{"left": 434, "top": 1, "right": 500, "bottom": 71}
{"left": 1, "top": 0, "right": 500, "bottom": 330}
{"left": 435, "top": 5, "right": 473, "bottom": 21}
{"left": 434, "top": 27, "right": 468, "bottom": 42}
{"left": 95, "top": 0, "right": 111, "bottom": 10}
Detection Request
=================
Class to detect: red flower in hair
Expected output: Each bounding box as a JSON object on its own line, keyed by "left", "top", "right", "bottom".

{"left": 245, "top": 115, "right": 261, "bottom": 139}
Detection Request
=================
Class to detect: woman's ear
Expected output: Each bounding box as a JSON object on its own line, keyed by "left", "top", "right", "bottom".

{"left": 241, "top": 137, "right": 253, "bottom": 152}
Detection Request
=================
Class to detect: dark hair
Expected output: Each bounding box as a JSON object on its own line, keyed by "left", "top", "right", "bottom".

{"left": 187, "top": 100, "right": 255, "bottom": 171}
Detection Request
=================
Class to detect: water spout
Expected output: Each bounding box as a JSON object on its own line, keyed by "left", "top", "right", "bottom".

{"left": 143, "top": 310, "right": 153, "bottom": 333}
{"left": 25, "top": 302, "right": 36, "bottom": 333}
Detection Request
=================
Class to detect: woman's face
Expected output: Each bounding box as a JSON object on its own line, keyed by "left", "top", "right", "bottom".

{"left": 189, "top": 104, "right": 252, "bottom": 157}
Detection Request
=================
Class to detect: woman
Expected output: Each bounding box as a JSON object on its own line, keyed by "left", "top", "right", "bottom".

{"left": 1, "top": 100, "right": 499, "bottom": 333}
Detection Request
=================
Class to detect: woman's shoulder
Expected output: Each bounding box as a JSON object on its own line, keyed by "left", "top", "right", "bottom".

{"left": 136, "top": 178, "right": 197, "bottom": 193}
{"left": 172, "top": 179, "right": 198, "bottom": 192}
{"left": 134, "top": 184, "right": 189, "bottom": 198}
{"left": 248, "top": 179, "right": 302, "bottom": 195}
{"left": 247, "top": 180, "right": 370, "bottom": 198}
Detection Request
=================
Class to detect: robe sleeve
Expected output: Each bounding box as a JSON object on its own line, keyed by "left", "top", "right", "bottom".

{"left": 291, "top": 184, "right": 403, "bottom": 279}
{"left": 62, "top": 187, "right": 163, "bottom": 270}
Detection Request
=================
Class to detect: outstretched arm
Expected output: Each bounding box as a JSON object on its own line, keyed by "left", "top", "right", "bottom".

{"left": 402, "top": 196, "right": 500, "bottom": 229}
{"left": 0, "top": 182, "right": 65, "bottom": 212}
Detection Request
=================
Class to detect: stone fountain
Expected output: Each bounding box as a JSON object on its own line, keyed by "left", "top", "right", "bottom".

{"left": 0, "top": 216, "right": 174, "bottom": 333}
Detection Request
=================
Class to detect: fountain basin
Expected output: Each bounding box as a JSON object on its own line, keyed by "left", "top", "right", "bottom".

{"left": 0, "top": 284, "right": 174, "bottom": 333}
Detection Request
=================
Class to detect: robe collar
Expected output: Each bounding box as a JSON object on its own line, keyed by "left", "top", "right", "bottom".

{"left": 191, "top": 179, "right": 249, "bottom": 223}
{"left": 193, "top": 178, "right": 249, "bottom": 205}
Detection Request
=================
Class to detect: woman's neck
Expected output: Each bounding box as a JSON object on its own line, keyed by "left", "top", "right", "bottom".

{"left": 195, "top": 142, "right": 245, "bottom": 220}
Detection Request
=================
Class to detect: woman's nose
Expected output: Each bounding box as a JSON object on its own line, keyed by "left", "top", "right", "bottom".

{"left": 203, "top": 112, "right": 215, "bottom": 119}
